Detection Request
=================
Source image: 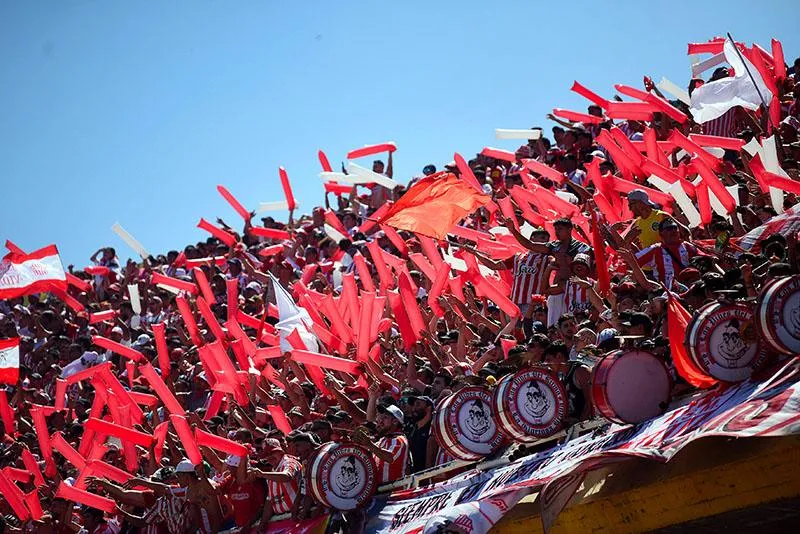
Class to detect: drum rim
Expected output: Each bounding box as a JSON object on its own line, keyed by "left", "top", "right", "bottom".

{"left": 433, "top": 386, "right": 502, "bottom": 460}
{"left": 493, "top": 368, "right": 567, "bottom": 440}
{"left": 308, "top": 441, "right": 377, "bottom": 511}
{"left": 757, "top": 276, "right": 800, "bottom": 355}
{"left": 687, "top": 301, "right": 768, "bottom": 382}
{"left": 591, "top": 349, "right": 672, "bottom": 425}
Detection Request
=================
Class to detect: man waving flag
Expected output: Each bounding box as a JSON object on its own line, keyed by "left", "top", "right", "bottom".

{"left": 0, "top": 244, "right": 67, "bottom": 299}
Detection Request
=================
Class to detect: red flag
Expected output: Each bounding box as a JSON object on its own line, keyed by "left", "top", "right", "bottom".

{"left": 500, "top": 338, "right": 517, "bottom": 360}
{"left": 666, "top": 292, "right": 717, "bottom": 389}
{"left": 0, "top": 338, "right": 20, "bottom": 384}
{"left": 590, "top": 211, "right": 611, "bottom": 297}
{"left": 0, "top": 244, "right": 67, "bottom": 299}
{"left": 379, "top": 174, "right": 490, "bottom": 240}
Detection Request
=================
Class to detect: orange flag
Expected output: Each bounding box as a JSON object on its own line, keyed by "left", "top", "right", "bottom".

{"left": 379, "top": 173, "right": 490, "bottom": 239}
{"left": 666, "top": 292, "right": 717, "bottom": 389}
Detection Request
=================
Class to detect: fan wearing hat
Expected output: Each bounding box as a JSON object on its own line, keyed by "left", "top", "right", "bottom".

{"left": 119, "top": 459, "right": 224, "bottom": 533}
{"left": 625, "top": 189, "right": 672, "bottom": 248}
{"left": 635, "top": 218, "right": 700, "bottom": 290}
{"left": 353, "top": 401, "right": 410, "bottom": 485}
{"left": 249, "top": 437, "right": 304, "bottom": 523}
{"left": 214, "top": 452, "right": 267, "bottom": 530}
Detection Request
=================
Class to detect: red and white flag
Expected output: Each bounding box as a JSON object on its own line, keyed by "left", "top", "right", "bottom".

{"left": 0, "top": 245, "right": 67, "bottom": 299}
{"left": 0, "top": 339, "right": 20, "bottom": 384}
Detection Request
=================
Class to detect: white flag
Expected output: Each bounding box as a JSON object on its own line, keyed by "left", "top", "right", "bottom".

{"left": 689, "top": 38, "right": 772, "bottom": 124}
{"left": 269, "top": 273, "right": 319, "bottom": 354}
{"left": 0, "top": 339, "right": 20, "bottom": 384}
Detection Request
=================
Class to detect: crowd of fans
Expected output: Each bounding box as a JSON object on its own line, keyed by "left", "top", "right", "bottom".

{"left": 1, "top": 45, "right": 799, "bottom": 534}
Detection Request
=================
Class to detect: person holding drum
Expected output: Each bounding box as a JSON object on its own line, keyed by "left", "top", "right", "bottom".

{"left": 542, "top": 342, "right": 593, "bottom": 424}
{"left": 352, "top": 403, "right": 410, "bottom": 485}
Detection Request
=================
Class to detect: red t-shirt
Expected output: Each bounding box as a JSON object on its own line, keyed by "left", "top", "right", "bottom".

{"left": 221, "top": 475, "right": 266, "bottom": 527}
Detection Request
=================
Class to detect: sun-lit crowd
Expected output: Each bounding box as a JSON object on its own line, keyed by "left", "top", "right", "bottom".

{"left": 1, "top": 46, "right": 799, "bottom": 534}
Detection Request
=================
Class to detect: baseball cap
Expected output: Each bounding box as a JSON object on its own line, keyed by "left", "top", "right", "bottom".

{"left": 627, "top": 189, "right": 656, "bottom": 207}
{"left": 225, "top": 455, "right": 242, "bottom": 467}
{"left": 597, "top": 328, "right": 618, "bottom": 346}
{"left": 572, "top": 253, "right": 591, "bottom": 267}
{"left": 622, "top": 312, "right": 653, "bottom": 330}
{"left": 133, "top": 334, "right": 151, "bottom": 347}
{"left": 175, "top": 459, "right": 195, "bottom": 473}
{"left": 658, "top": 218, "right": 679, "bottom": 231}
{"left": 377, "top": 404, "right": 404, "bottom": 425}
{"left": 245, "top": 281, "right": 263, "bottom": 293}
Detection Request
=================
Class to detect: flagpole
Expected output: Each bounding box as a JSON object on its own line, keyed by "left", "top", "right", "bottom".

{"left": 726, "top": 32, "right": 777, "bottom": 132}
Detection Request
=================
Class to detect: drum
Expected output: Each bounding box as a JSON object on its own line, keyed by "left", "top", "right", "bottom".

{"left": 686, "top": 301, "right": 769, "bottom": 382}
{"left": 492, "top": 368, "right": 567, "bottom": 442}
{"left": 308, "top": 441, "right": 377, "bottom": 511}
{"left": 433, "top": 387, "right": 505, "bottom": 461}
{"left": 591, "top": 350, "right": 672, "bottom": 425}
{"left": 756, "top": 275, "right": 800, "bottom": 356}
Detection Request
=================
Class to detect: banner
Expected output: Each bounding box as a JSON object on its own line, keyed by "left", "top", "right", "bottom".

{"left": 366, "top": 357, "right": 800, "bottom": 533}
{"left": 0, "top": 338, "right": 19, "bottom": 384}
{"left": 0, "top": 245, "right": 66, "bottom": 299}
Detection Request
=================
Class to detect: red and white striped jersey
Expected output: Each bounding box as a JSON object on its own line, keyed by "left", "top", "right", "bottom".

{"left": 702, "top": 108, "right": 737, "bottom": 137}
{"left": 509, "top": 252, "right": 549, "bottom": 305}
{"left": 267, "top": 454, "right": 303, "bottom": 514}
{"left": 374, "top": 433, "right": 410, "bottom": 484}
{"left": 562, "top": 279, "right": 594, "bottom": 313}
{"left": 142, "top": 488, "right": 188, "bottom": 534}
{"left": 636, "top": 243, "right": 698, "bottom": 289}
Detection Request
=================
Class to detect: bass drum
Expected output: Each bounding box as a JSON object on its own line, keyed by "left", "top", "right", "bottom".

{"left": 756, "top": 275, "right": 800, "bottom": 356}
{"left": 591, "top": 350, "right": 672, "bottom": 425}
{"left": 308, "top": 441, "right": 377, "bottom": 511}
{"left": 686, "top": 301, "right": 770, "bottom": 382}
{"left": 492, "top": 368, "right": 567, "bottom": 442}
{"left": 433, "top": 387, "right": 505, "bottom": 461}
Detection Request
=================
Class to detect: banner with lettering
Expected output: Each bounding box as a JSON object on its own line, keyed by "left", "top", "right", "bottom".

{"left": 366, "top": 357, "right": 800, "bottom": 533}
{"left": 0, "top": 245, "right": 67, "bottom": 299}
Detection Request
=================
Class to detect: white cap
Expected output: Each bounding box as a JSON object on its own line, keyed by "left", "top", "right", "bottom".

{"left": 175, "top": 459, "right": 195, "bottom": 473}
{"left": 133, "top": 334, "right": 151, "bottom": 347}
{"left": 80, "top": 351, "right": 100, "bottom": 364}
{"left": 379, "top": 404, "right": 405, "bottom": 425}
{"left": 225, "top": 455, "right": 242, "bottom": 467}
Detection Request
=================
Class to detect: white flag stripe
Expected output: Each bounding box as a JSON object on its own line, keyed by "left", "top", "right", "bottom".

{"left": 689, "top": 39, "right": 772, "bottom": 124}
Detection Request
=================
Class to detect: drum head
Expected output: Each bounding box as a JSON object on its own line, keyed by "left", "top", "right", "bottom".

{"left": 500, "top": 369, "right": 566, "bottom": 439}
{"left": 443, "top": 387, "right": 504, "bottom": 458}
{"left": 604, "top": 351, "right": 671, "bottom": 424}
{"left": 691, "top": 303, "right": 768, "bottom": 382}
{"left": 310, "top": 442, "right": 376, "bottom": 511}
{"left": 760, "top": 276, "right": 800, "bottom": 354}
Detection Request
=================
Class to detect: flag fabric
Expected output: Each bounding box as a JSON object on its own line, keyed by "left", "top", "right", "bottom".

{"left": 689, "top": 38, "right": 773, "bottom": 124}
{"left": 0, "top": 245, "right": 66, "bottom": 299}
{"left": 379, "top": 173, "right": 490, "bottom": 239}
{"left": 590, "top": 210, "right": 611, "bottom": 297}
{"left": 0, "top": 339, "right": 20, "bottom": 385}
{"left": 737, "top": 202, "right": 800, "bottom": 253}
{"left": 270, "top": 273, "right": 319, "bottom": 353}
{"left": 666, "top": 292, "right": 717, "bottom": 388}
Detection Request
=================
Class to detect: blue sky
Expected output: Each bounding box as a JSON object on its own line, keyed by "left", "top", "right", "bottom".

{"left": 1, "top": 1, "right": 797, "bottom": 266}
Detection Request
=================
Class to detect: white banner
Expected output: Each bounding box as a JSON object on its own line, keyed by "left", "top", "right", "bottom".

{"left": 0, "top": 245, "right": 66, "bottom": 299}
{"left": 366, "top": 357, "right": 800, "bottom": 533}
